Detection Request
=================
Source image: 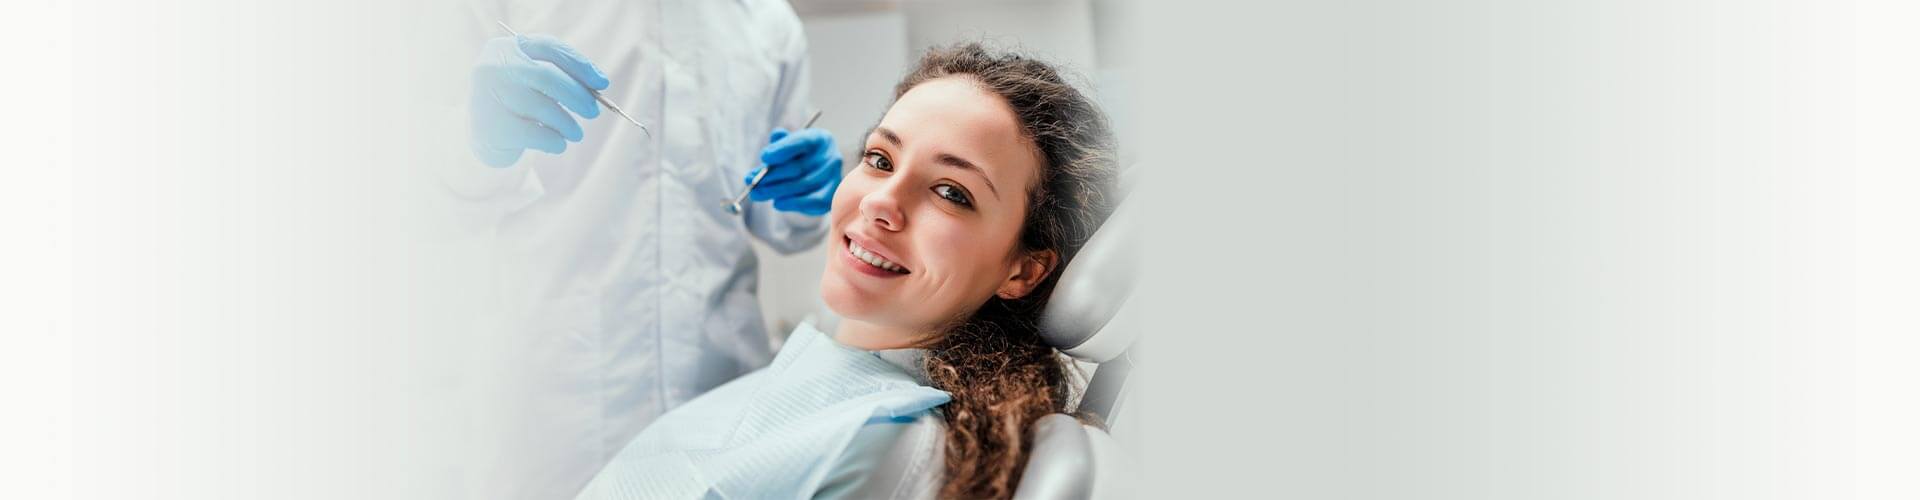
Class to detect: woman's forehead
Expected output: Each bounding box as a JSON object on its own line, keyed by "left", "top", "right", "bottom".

{"left": 873, "top": 77, "right": 1042, "bottom": 188}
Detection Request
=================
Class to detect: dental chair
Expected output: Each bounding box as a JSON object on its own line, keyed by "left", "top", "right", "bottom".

{"left": 855, "top": 184, "right": 1141, "bottom": 499}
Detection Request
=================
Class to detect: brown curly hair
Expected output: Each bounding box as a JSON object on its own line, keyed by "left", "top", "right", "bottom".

{"left": 892, "top": 43, "right": 1119, "bottom": 499}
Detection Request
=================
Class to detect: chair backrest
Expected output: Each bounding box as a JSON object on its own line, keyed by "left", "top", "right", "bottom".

{"left": 1038, "top": 173, "right": 1140, "bottom": 425}
{"left": 1039, "top": 183, "right": 1141, "bottom": 364}
{"left": 1016, "top": 174, "right": 1142, "bottom": 499}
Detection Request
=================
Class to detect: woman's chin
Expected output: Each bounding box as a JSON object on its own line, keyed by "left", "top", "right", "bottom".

{"left": 820, "top": 273, "right": 878, "bottom": 320}
{"left": 824, "top": 270, "right": 925, "bottom": 327}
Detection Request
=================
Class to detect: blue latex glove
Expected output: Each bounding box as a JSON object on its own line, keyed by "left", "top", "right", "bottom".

{"left": 470, "top": 34, "right": 609, "bottom": 167}
{"left": 746, "top": 128, "right": 842, "bottom": 216}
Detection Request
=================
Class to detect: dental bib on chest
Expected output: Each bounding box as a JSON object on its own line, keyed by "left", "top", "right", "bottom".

{"left": 574, "top": 322, "right": 950, "bottom": 500}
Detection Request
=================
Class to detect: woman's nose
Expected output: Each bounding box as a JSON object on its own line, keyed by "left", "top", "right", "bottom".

{"left": 858, "top": 180, "right": 907, "bottom": 231}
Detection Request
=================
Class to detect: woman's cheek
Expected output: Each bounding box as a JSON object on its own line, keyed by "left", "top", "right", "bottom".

{"left": 927, "top": 219, "right": 994, "bottom": 273}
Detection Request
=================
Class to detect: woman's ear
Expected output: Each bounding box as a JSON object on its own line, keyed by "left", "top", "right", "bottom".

{"left": 996, "top": 250, "right": 1059, "bottom": 300}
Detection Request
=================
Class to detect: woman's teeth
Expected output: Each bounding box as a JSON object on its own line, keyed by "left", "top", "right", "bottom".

{"left": 848, "top": 241, "right": 907, "bottom": 274}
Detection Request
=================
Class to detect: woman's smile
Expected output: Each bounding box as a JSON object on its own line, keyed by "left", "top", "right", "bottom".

{"left": 841, "top": 234, "right": 911, "bottom": 277}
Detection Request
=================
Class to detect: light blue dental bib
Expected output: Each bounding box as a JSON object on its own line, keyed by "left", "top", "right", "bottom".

{"left": 574, "top": 322, "right": 950, "bottom": 500}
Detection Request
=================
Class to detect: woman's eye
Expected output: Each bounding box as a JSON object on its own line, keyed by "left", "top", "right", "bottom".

{"left": 934, "top": 184, "right": 972, "bottom": 207}
{"left": 862, "top": 151, "right": 892, "bottom": 172}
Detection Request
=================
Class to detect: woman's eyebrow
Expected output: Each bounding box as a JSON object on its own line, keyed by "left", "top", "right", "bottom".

{"left": 873, "top": 126, "right": 901, "bottom": 146}
{"left": 871, "top": 126, "right": 1001, "bottom": 200}
{"left": 933, "top": 153, "right": 999, "bottom": 199}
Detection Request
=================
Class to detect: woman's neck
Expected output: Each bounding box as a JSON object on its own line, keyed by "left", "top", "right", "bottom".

{"left": 833, "top": 318, "right": 922, "bottom": 350}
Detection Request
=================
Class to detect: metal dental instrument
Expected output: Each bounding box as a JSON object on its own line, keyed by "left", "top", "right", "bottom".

{"left": 726, "top": 110, "right": 823, "bottom": 215}
{"left": 496, "top": 21, "right": 650, "bottom": 137}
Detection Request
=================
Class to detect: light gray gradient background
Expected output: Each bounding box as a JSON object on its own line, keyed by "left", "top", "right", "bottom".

{"left": 7, "top": 0, "right": 1919, "bottom": 499}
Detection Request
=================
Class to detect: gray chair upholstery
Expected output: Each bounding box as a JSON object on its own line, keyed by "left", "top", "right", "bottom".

{"left": 1017, "top": 182, "right": 1140, "bottom": 499}
{"left": 1011, "top": 414, "right": 1097, "bottom": 500}
{"left": 1040, "top": 193, "right": 1141, "bottom": 365}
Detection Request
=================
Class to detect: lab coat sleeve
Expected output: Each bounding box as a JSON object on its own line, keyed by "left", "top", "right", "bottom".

{"left": 742, "top": 7, "right": 830, "bottom": 255}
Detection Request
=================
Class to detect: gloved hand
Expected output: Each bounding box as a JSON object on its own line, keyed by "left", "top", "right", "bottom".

{"left": 470, "top": 34, "right": 609, "bottom": 167}
{"left": 746, "top": 128, "right": 842, "bottom": 216}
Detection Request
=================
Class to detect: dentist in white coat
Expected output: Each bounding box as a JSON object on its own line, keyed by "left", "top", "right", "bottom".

{"left": 443, "top": 0, "right": 842, "bottom": 497}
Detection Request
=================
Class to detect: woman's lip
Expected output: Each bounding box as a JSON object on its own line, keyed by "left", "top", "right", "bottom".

{"left": 841, "top": 237, "right": 909, "bottom": 278}
{"left": 844, "top": 233, "right": 910, "bottom": 273}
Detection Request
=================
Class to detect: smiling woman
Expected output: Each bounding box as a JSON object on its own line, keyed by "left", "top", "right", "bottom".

{"left": 823, "top": 75, "right": 1053, "bottom": 347}
{"left": 826, "top": 44, "right": 1120, "bottom": 499}
{"left": 573, "top": 42, "right": 1118, "bottom": 500}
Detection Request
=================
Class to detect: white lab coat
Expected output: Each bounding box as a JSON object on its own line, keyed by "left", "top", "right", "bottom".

{"left": 441, "top": 0, "right": 826, "bottom": 498}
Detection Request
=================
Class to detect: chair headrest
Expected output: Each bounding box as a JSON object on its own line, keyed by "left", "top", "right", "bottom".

{"left": 1039, "top": 182, "right": 1140, "bottom": 363}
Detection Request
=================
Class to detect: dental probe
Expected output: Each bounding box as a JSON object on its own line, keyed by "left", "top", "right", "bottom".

{"left": 726, "top": 110, "right": 823, "bottom": 215}
{"left": 497, "top": 21, "right": 650, "bottom": 137}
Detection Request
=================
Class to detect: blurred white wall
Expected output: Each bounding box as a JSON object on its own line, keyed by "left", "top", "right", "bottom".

{"left": 902, "top": 0, "right": 1099, "bottom": 73}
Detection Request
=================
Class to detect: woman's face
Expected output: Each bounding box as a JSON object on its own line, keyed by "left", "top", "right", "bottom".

{"left": 822, "top": 76, "right": 1052, "bottom": 343}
